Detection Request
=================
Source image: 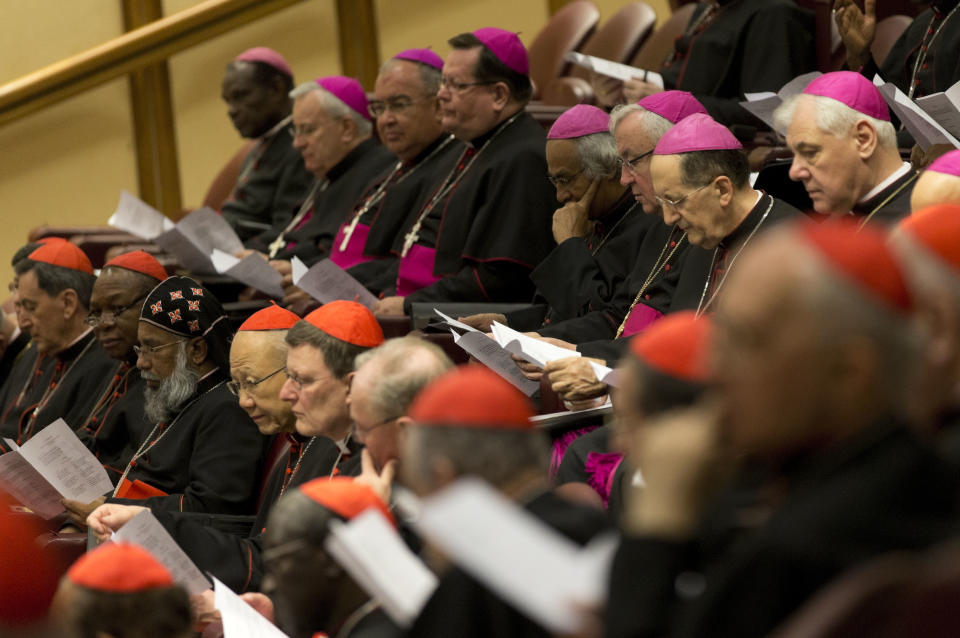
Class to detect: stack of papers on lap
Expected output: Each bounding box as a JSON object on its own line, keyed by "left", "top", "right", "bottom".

{"left": 291, "top": 257, "right": 378, "bottom": 309}
{"left": 564, "top": 51, "right": 664, "bottom": 89}
{"left": 325, "top": 510, "right": 438, "bottom": 626}
{"left": 214, "top": 577, "right": 289, "bottom": 638}
{"left": 0, "top": 419, "right": 113, "bottom": 519}
{"left": 873, "top": 75, "right": 960, "bottom": 151}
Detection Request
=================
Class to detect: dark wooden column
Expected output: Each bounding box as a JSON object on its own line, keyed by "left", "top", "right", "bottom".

{"left": 335, "top": 0, "right": 381, "bottom": 88}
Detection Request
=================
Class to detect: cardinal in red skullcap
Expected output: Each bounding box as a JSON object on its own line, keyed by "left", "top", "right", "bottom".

{"left": 603, "top": 219, "right": 960, "bottom": 638}
{"left": 51, "top": 542, "right": 191, "bottom": 638}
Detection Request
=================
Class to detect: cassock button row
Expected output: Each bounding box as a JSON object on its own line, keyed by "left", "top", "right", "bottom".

{"left": 922, "top": 64, "right": 929, "bottom": 70}
{"left": 644, "top": 294, "right": 651, "bottom": 300}
{"left": 670, "top": 241, "right": 677, "bottom": 247}
{"left": 664, "top": 264, "right": 671, "bottom": 271}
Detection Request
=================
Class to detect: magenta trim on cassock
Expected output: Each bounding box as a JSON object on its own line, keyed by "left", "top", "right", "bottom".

{"left": 585, "top": 452, "right": 624, "bottom": 508}
{"left": 549, "top": 425, "right": 598, "bottom": 480}
{"left": 330, "top": 222, "right": 374, "bottom": 270}
{"left": 620, "top": 304, "right": 664, "bottom": 338}
{"left": 396, "top": 244, "right": 442, "bottom": 296}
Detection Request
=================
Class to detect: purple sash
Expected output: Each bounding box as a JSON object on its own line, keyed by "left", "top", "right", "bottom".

{"left": 620, "top": 303, "right": 663, "bottom": 338}
{"left": 330, "top": 222, "right": 373, "bottom": 270}
{"left": 396, "top": 244, "right": 442, "bottom": 296}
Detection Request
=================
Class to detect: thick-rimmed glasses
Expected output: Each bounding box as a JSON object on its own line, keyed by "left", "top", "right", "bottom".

{"left": 133, "top": 338, "right": 184, "bottom": 359}
{"left": 227, "top": 366, "right": 286, "bottom": 396}
{"left": 617, "top": 149, "right": 654, "bottom": 176}
{"left": 655, "top": 182, "right": 711, "bottom": 211}
{"left": 85, "top": 294, "right": 147, "bottom": 327}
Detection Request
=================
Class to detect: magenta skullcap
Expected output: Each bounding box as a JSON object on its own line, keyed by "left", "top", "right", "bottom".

{"left": 316, "top": 76, "right": 371, "bottom": 122}
{"left": 927, "top": 149, "right": 960, "bottom": 177}
{"left": 548, "top": 105, "right": 610, "bottom": 140}
{"left": 654, "top": 113, "right": 742, "bottom": 155}
{"left": 802, "top": 71, "right": 889, "bottom": 122}
{"left": 394, "top": 48, "right": 444, "bottom": 70}
{"left": 473, "top": 27, "right": 529, "bottom": 75}
{"left": 234, "top": 47, "right": 293, "bottom": 78}
{"left": 638, "top": 90, "right": 708, "bottom": 124}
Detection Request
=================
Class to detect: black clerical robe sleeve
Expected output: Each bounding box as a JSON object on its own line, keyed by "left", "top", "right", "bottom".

{"left": 532, "top": 238, "right": 619, "bottom": 322}
{"left": 402, "top": 260, "right": 534, "bottom": 314}
{"left": 245, "top": 156, "right": 315, "bottom": 251}
{"left": 537, "top": 310, "right": 620, "bottom": 343}
{"left": 578, "top": 337, "right": 631, "bottom": 366}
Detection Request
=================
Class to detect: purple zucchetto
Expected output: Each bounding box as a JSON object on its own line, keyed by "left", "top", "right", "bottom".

{"left": 638, "top": 91, "right": 708, "bottom": 124}
{"left": 234, "top": 47, "right": 293, "bottom": 78}
{"left": 316, "top": 76, "right": 371, "bottom": 122}
{"left": 548, "top": 104, "right": 610, "bottom": 140}
{"left": 472, "top": 27, "right": 529, "bottom": 75}
{"left": 927, "top": 149, "right": 960, "bottom": 177}
{"left": 654, "top": 113, "right": 742, "bottom": 155}
{"left": 802, "top": 71, "right": 890, "bottom": 122}
{"left": 393, "top": 48, "right": 444, "bottom": 70}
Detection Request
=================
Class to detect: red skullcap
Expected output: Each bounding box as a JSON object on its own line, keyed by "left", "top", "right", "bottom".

{"left": 409, "top": 364, "right": 535, "bottom": 429}
{"left": 798, "top": 221, "right": 913, "bottom": 313}
{"left": 898, "top": 204, "right": 960, "bottom": 274}
{"left": 234, "top": 47, "right": 293, "bottom": 78}
{"left": 654, "top": 113, "right": 742, "bottom": 155}
{"left": 629, "top": 311, "right": 712, "bottom": 382}
{"left": 638, "top": 90, "right": 708, "bottom": 124}
{"left": 316, "top": 76, "right": 371, "bottom": 121}
{"left": 298, "top": 477, "right": 395, "bottom": 527}
{"left": 473, "top": 27, "right": 529, "bottom": 75}
{"left": 802, "top": 71, "right": 890, "bottom": 122}
{"left": 68, "top": 542, "right": 174, "bottom": 593}
{"left": 27, "top": 240, "right": 93, "bottom": 275}
{"left": 104, "top": 250, "right": 167, "bottom": 281}
{"left": 35, "top": 236, "right": 67, "bottom": 245}
{"left": 0, "top": 492, "right": 59, "bottom": 625}
{"left": 238, "top": 303, "right": 300, "bottom": 331}
{"left": 303, "top": 301, "right": 384, "bottom": 347}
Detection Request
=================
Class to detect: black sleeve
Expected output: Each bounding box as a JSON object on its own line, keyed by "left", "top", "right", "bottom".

{"left": 532, "top": 238, "right": 617, "bottom": 320}
{"left": 536, "top": 310, "right": 620, "bottom": 343}
{"left": 402, "top": 260, "right": 535, "bottom": 314}
{"left": 578, "top": 338, "right": 631, "bottom": 366}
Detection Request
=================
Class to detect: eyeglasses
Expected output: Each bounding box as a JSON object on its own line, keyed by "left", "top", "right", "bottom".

{"left": 227, "top": 366, "right": 286, "bottom": 397}
{"left": 439, "top": 77, "right": 496, "bottom": 93}
{"left": 547, "top": 170, "right": 584, "bottom": 188}
{"left": 133, "top": 338, "right": 185, "bottom": 359}
{"left": 654, "top": 182, "right": 711, "bottom": 211}
{"left": 617, "top": 149, "right": 654, "bottom": 176}
{"left": 352, "top": 414, "right": 400, "bottom": 438}
{"left": 85, "top": 294, "right": 147, "bottom": 327}
{"left": 368, "top": 96, "right": 430, "bottom": 118}
{"left": 292, "top": 123, "right": 322, "bottom": 139}
{"left": 284, "top": 369, "right": 333, "bottom": 391}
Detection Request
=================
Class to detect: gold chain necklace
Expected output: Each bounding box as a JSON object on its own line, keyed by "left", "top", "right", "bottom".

{"left": 615, "top": 228, "right": 687, "bottom": 338}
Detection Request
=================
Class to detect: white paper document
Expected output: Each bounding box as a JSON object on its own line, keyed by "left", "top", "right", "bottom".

{"left": 589, "top": 361, "right": 620, "bottom": 388}
{"left": 916, "top": 79, "right": 960, "bottom": 140}
{"left": 564, "top": 51, "right": 663, "bottom": 88}
{"left": 214, "top": 577, "right": 289, "bottom": 638}
{"left": 433, "top": 308, "right": 479, "bottom": 333}
{"left": 210, "top": 249, "right": 285, "bottom": 299}
{"left": 290, "top": 257, "right": 379, "bottom": 309}
{"left": 112, "top": 510, "right": 211, "bottom": 595}
{"left": 109, "top": 190, "right": 175, "bottom": 239}
{"left": 325, "top": 510, "right": 438, "bottom": 627}
{"left": 450, "top": 330, "right": 541, "bottom": 396}
{"left": 413, "top": 478, "right": 617, "bottom": 635}
{"left": 0, "top": 419, "right": 113, "bottom": 518}
{"left": 873, "top": 75, "right": 960, "bottom": 151}
{"left": 490, "top": 321, "right": 581, "bottom": 369}
{"left": 740, "top": 71, "right": 822, "bottom": 132}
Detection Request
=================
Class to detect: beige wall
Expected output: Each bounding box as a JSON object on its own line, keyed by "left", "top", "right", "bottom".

{"left": 0, "top": 0, "right": 672, "bottom": 285}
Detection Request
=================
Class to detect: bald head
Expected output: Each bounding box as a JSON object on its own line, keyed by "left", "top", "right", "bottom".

{"left": 911, "top": 169, "right": 960, "bottom": 211}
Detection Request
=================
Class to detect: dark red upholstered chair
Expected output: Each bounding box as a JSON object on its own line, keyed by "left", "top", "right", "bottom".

{"left": 527, "top": 0, "right": 600, "bottom": 100}
{"left": 872, "top": 15, "right": 912, "bottom": 67}
{"left": 630, "top": 3, "right": 698, "bottom": 73}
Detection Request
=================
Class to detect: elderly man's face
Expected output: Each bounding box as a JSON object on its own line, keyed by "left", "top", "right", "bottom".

{"left": 230, "top": 332, "right": 294, "bottom": 436}
{"left": 373, "top": 61, "right": 444, "bottom": 162}
{"left": 16, "top": 269, "right": 73, "bottom": 354}
{"left": 438, "top": 47, "right": 502, "bottom": 141}
{"left": 650, "top": 154, "right": 726, "bottom": 248}
{"left": 292, "top": 92, "right": 351, "bottom": 177}
{"left": 615, "top": 112, "right": 661, "bottom": 215}
{"left": 135, "top": 322, "right": 186, "bottom": 386}
{"left": 221, "top": 62, "right": 284, "bottom": 139}
{"left": 279, "top": 344, "right": 349, "bottom": 438}
{"left": 546, "top": 138, "right": 606, "bottom": 218}
{"left": 786, "top": 97, "right": 866, "bottom": 214}
{"left": 89, "top": 269, "right": 147, "bottom": 361}
{"left": 348, "top": 363, "right": 402, "bottom": 472}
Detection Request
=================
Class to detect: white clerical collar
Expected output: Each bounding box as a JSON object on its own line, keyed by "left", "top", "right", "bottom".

{"left": 859, "top": 162, "right": 912, "bottom": 203}
{"left": 60, "top": 327, "right": 93, "bottom": 352}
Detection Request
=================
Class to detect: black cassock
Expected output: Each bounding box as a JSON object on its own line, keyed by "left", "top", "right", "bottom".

{"left": 274, "top": 138, "right": 395, "bottom": 265}
{"left": 0, "top": 330, "right": 30, "bottom": 388}
{"left": 75, "top": 361, "right": 152, "bottom": 484}
{"left": 851, "top": 167, "right": 919, "bottom": 227}
{"left": 604, "top": 421, "right": 960, "bottom": 638}
{"left": 0, "top": 338, "right": 43, "bottom": 424}
{"left": 659, "top": 0, "right": 816, "bottom": 129}
{"left": 222, "top": 124, "right": 315, "bottom": 249}
{"left": 392, "top": 112, "right": 558, "bottom": 312}
{"left": 0, "top": 330, "right": 117, "bottom": 448}
{"left": 109, "top": 371, "right": 268, "bottom": 515}
{"left": 151, "top": 433, "right": 361, "bottom": 592}
{"left": 406, "top": 490, "right": 608, "bottom": 638}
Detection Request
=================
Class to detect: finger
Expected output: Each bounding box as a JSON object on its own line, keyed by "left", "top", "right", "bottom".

{"left": 361, "top": 448, "right": 375, "bottom": 475}
{"left": 864, "top": 0, "right": 875, "bottom": 18}
{"left": 579, "top": 178, "right": 601, "bottom": 207}
{"left": 381, "top": 459, "right": 398, "bottom": 487}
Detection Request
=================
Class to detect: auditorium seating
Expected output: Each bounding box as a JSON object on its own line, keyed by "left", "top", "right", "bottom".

{"left": 526, "top": 0, "right": 599, "bottom": 100}
{"left": 872, "top": 15, "right": 913, "bottom": 67}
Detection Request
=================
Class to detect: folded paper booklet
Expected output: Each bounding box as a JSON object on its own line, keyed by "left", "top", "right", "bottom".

{"left": 564, "top": 51, "right": 664, "bottom": 89}
{"left": 490, "top": 321, "right": 581, "bottom": 369}
{"left": 112, "top": 509, "right": 211, "bottom": 595}
{"left": 873, "top": 75, "right": 960, "bottom": 151}
{"left": 214, "top": 576, "right": 289, "bottom": 638}
{"left": 739, "top": 71, "right": 822, "bottom": 132}
{"left": 915, "top": 79, "right": 960, "bottom": 141}
{"left": 210, "top": 249, "right": 284, "bottom": 300}
{"left": 0, "top": 419, "right": 113, "bottom": 519}
{"left": 325, "top": 509, "right": 438, "bottom": 627}
{"left": 412, "top": 477, "right": 618, "bottom": 635}
{"left": 291, "top": 257, "right": 379, "bottom": 309}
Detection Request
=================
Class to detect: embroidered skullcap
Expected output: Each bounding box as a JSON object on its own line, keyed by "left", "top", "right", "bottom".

{"left": 393, "top": 48, "right": 444, "bottom": 70}
{"left": 234, "top": 47, "right": 293, "bottom": 78}
{"left": 316, "top": 76, "right": 371, "bottom": 121}
{"left": 303, "top": 301, "right": 383, "bottom": 347}
{"left": 629, "top": 311, "right": 712, "bottom": 382}
{"left": 298, "top": 477, "right": 395, "bottom": 527}
{"left": 802, "top": 71, "right": 890, "bottom": 122}
{"left": 655, "top": 113, "right": 742, "bottom": 155}
{"left": 67, "top": 543, "right": 174, "bottom": 593}
{"left": 927, "top": 150, "right": 960, "bottom": 177}
{"left": 638, "top": 90, "right": 708, "bottom": 124}
{"left": 472, "top": 27, "right": 529, "bottom": 75}
{"left": 27, "top": 240, "right": 93, "bottom": 275}
{"left": 898, "top": 204, "right": 960, "bottom": 274}
{"left": 103, "top": 250, "right": 167, "bottom": 281}
{"left": 548, "top": 104, "right": 610, "bottom": 139}
{"left": 409, "top": 364, "right": 534, "bottom": 429}
{"left": 238, "top": 302, "right": 300, "bottom": 331}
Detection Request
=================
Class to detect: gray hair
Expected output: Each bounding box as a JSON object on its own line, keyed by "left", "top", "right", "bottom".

{"left": 289, "top": 81, "right": 373, "bottom": 138}
{"left": 377, "top": 58, "right": 442, "bottom": 96}
{"left": 609, "top": 103, "right": 674, "bottom": 142}
{"left": 15, "top": 259, "right": 95, "bottom": 309}
{"left": 773, "top": 93, "right": 896, "bottom": 149}
{"left": 353, "top": 337, "right": 453, "bottom": 421}
{"left": 404, "top": 426, "right": 550, "bottom": 491}
{"left": 572, "top": 131, "right": 620, "bottom": 180}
